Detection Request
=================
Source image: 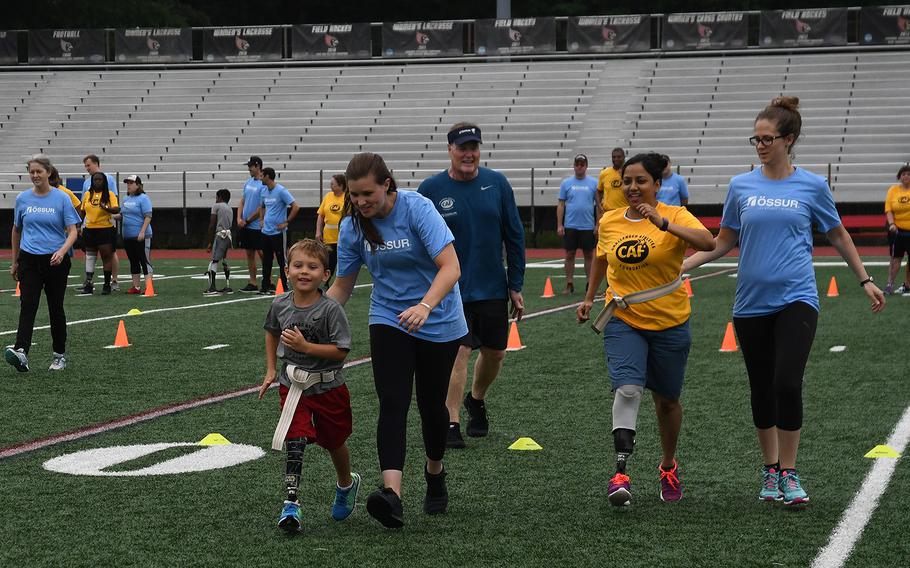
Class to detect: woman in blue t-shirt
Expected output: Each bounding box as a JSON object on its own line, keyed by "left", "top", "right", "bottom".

{"left": 6, "top": 155, "right": 80, "bottom": 373}
{"left": 328, "top": 152, "right": 467, "bottom": 529}
{"left": 684, "top": 96, "right": 884, "bottom": 506}
{"left": 120, "top": 175, "right": 154, "bottom": 295}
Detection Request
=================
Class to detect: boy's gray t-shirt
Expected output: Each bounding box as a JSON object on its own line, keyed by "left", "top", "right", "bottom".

{"left": 211, "top": 202, "right": 232, "bottom": 232}
{"left": 263, "top": 292, "right": 352, "bottom": 395}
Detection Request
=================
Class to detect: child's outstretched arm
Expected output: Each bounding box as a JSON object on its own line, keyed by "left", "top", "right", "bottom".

{"left": 258, "top": 331, "right": 280, "bottom": 399}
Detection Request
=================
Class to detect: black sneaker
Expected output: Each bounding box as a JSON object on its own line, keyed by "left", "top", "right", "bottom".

{"left": 76, "top": 284, "right": 93, "bottom": 296}
{"left": 219, "top": 287, "right": 234, "bottom": 294}
{"left": 366, "top": 488, "right": 404, "bottom": 529}
{"left": 203, "top": 287, "right": 220, "bottom": 296}
{"left": 424, "top": 466, "right": 448, "bottom": 515}
{"left": 239, "top": 284, "right": 259, "bottom": 293}
{"left": 258, "top": 287, "right": 274, "bottom": 296}
{"left": 464, "top": 394, "right": 489, "bottom": 437}
{"left": 446, "top": 422, "right": 466, "bottom": 449}
{"left": 101, "top": 284, "right": 112, "bottom": 295}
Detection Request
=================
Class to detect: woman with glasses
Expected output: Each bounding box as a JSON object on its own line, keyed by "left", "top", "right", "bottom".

{"left": 884, "top": 165, "right": 910, "bottom": 294}
{"left": 683, "top": 96, "right": 884, "bottom": 506}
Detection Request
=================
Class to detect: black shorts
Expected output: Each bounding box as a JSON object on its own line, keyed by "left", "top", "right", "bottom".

{"left": 460, "top": 299, "right": 509, "bottom": 351}
{"left": 83, "top": 227, "right": 117, "bottom": 248}
{"left": 237, "top": 227, "right": 262, "bottom": 251}
{"left": 888, "top": 230, "right": 910, "bottom": 258}
{"left": 563, "top": 228, "right": 596, "bottom": 252}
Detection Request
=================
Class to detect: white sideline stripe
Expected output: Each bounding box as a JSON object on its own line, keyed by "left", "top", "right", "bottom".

{"left": 811, "top": 405, "right": 910, "bottom": 568}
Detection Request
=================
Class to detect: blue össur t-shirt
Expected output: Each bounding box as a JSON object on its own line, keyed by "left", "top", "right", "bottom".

{"left": 259, "top": 183, "right": 294, "bottom": 236}
{"left": 242, "top": 177, "right": 264, "bottom": 230}
{"left": 121, "top": 193, "right": 153, "bottom": 238}
{"left": 720, "top": 167, "right": 842, "bottom": 316}
{"left": 14, "top": 189, "right": 81, "bottom": 255}
{"left": 337, "top": 190, "right": 468, "bottom": 343}
{"left": 417, "top": 167, "right": 526, "bottom": 302}
{"left": 657, "top": 173, "right": 689, "bottom": 206}
{"left": 558, "top": 175, "right": 599, "bottom": 230}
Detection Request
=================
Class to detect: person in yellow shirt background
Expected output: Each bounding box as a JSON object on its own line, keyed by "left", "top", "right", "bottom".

{"left": 597, "top": 147, "right": 628, "bottom": 212}
{"left": 577, "top": 152, "right": 714, "bottom": 507}
{"left": 316, "top": 174, "right": 347, "bottom": 287}
{"left": 78, "top": 172, "right": 120, "bottom": 295}
{"left": 884, "top": 164, "right": 910, "bottom": 295}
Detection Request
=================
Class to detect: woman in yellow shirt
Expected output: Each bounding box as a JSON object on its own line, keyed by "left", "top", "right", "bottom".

{"left": 316, "top": 174, "right": 347, "bottom": 285}
{"left": 577, "top": 152, "right": 714, "bottom": 507}
{"left": 79, "top": 172, "right": 120, "bottom": 295}
{"left": 884, "top": 165, "right": 910, "bottom": 294}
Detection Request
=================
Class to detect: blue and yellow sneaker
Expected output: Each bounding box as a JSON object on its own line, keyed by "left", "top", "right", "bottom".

{"left": 779, "top": 469, "right": 809, "bottom": 505}
{"left": 331, "top": 472, "right": 361, "bottom": 521}
{"left": 278, "top": 500, "right": 302, "bottom": 533}
{"left": 760, "top": 465, "right": 782, "bottom": 501}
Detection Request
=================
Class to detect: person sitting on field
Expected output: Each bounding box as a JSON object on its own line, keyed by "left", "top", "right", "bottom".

{"left": 204, "top": 189, "right": 233, "bottom": 296}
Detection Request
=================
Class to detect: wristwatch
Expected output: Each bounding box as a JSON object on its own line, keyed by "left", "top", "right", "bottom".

{"left": 859, "top": 277, "right": 874, "bottom": 287}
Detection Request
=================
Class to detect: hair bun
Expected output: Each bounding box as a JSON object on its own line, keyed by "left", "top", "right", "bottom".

{"left": 771, "top": 96, "right": 800, "bottom": 112}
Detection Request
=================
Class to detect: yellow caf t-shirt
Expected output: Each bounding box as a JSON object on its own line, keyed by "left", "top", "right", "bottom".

{"left": 597, "top": 202, "right": 707, "bottom": 330}
{"left": 57, "top": 185, "right": 80, "bottom": 209}
{"left": 884, "top": 184, "right": 910, "bottom": 230}
{"left": 81, "top": 190, "right": 119, "bottom": 229}
{"left": 598, "top": 167, "right": 627, "bottom": 211}
{"left": 317, "top": 191, "right": 346, "bottom": 244}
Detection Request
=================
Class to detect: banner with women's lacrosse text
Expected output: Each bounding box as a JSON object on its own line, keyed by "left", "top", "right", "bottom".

{"left": 662, "top": 12, "right": 747, "bottom": 50}
{"left": 474, "top": 18, "right": 556, "bottom": 55}
{"left": 381, "top": 21, "right": 463, "bottom": 58}
{"left": 861, "top": 5, "right": 910, "bottom": 45}
{"left": 203, "top": 27, "right": 283, "bottom": 63}
{"left": 759, "top": 9, "right": 848, "bottom": 48}
{"left": 114, "top": 28, "right": 191, "bottom": 63}
{"left": 291, "top": 23, "right": 371, "bottom": 60}
{"left": 0, "top": 31, "right": 17, "bottom": 65}
{"left": 29, "top": 29, "right": 106, "bottom": 64}
{"left": 567, "top": 15, "right": 651, "bottom": 53}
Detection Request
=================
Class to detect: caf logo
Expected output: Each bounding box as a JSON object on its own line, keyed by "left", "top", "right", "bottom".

{"left": 439, "top": 197, "right": 455, "bottom": 210}
{"left": 611, "top": 180, "right": 622, "bottom": 188}
{"left": 899, "top": 196, "right": 910, "bottom": 204}
{"left": 330, "top": 204, "right": 341, "bottom": 212}
{"left": 615, "top": 238, "right": 649, "bottom": 264}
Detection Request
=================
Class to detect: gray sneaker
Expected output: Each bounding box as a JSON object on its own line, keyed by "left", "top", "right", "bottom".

{"left": 49, "top": 353, "right": 67, "bottom": 371}
{"left": 110, "top": 281, "right": 121, "bottom": 292}
{"left": 4, "top": 347, "right": 29, "bottom": 372}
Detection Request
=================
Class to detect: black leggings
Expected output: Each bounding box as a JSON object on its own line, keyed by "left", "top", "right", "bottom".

{"left": 733, "top": 301, "right": 818, "bottom": 431}
{"left": 369, "top": 324, "right": 461, "bottom": 471}
{"left": 261, "top": 231, "right": 287, "bottom": 291}
{"left": 15, "top": 252, "right": 71, "bottom": 355}
{"left": 122, "top": 237, "right": 151, "bottom": 276}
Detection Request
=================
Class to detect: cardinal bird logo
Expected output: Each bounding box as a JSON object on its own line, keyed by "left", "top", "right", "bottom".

{"left": 698, "top": 23, "right": 713, "bottom": 38}
{"left": 794, "top": 20, "right": 812, "bottom": 33}
{"left": 898, "top": 17, "right": 909, "bottom": 32}
{"left": 415, "top": 31, "right": 430, "bottom": 45}
{"left": 508, "top": 28, "right": 522, "bottom": 42}
{"left": 60, "top": 39, "right": 73, "bottom": 53}
{"left": 324, "top": 34, "right": 339, "bottom": 47}
{"left": 602, "top": 27, "right": 617, "bottom": 41}
{"left": 235, "top": 36, "right": 250, "bottom": 51}
{"left": 147, "top": 37, "right": 160, "bottom": 51}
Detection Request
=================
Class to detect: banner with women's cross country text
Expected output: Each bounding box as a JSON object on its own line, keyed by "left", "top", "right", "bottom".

{"left": 114, "top": 28, "right": 191, "bottom": 63}
{"left": 474, "top": 18, "right": 556, "bottom": 56}
{"left": 861, "top": 6, "right": 910, "bottom": 45}
{"left": 662, "top": 12, "right": 747, "bottom": 51}
{"left": 759, "top": 9, "right": 848, "bottom": 48}
{"left": 567, "top": 15, "right": 651, "bottom": 53}
{"left": 381, "top": 21, "right": 463, "bottom": 58}
{"left": 29, "top": 29, "right": 106, "bottom": 64}
{"left": 0, "top": 31, "right": 17, "bottom": 65}
{"left": 202, "top": 27, "right": 283, "bottom": 63}
{"left": 291, "top": 23, "right": 371, "bottom": 60}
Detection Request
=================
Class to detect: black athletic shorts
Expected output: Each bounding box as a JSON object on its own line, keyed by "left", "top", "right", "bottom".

{"left": 237, "top": 227, "right": 262, "bottom": 251}
{"left": 82, "top": 227, "right": 117, "bottom": 248}
{"left": 563, "top": 228, "right": 596, "bottom": 252}
{"left": 888, "top": 230, "right": 910, "bottom": 258}
{"left": 460, "top": 299, "right": 509, "bottom": 351}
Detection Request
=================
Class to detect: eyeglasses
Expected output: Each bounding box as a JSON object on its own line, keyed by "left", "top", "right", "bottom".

{"left": 748, "top": 135, "right": 785, "bottom": 147}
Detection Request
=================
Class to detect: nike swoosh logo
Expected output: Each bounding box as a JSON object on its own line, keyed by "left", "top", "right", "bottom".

{"left": 481, "top": 185, "right": 493, "bottom": 191}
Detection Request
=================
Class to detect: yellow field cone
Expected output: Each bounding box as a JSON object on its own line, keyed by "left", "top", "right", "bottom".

{"left": 505, "top": 321, "right": 526, "bottom": 351}
{"left": 14, "top": 282, "right": 20, "bottom": 297}
{"left": 275, "top": 279, "right": 285, "bottom": 295}
{"left": 111, "top": 320, "right": 131, "bottom": 348}
{"left": 683, "top": 278, "right": 693, "bottom": 298}
{"left": 541, "top": 277, "right": 555, "bottom": 298}
{"left": 143, "top": 277, "right": 156, "bottom": 297}
{"left": 719, "top": 322, "right": 738, "bottom": 352}
{"left": 826, "top": 276, "right": 839, "bottom": 297}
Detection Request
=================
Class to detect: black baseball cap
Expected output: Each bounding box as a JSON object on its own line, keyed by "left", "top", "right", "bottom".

{"left": 574, "top": 154, "right": 588, "bottom": 164}
{"left": 447, "top": 126, "right": 482, "bottom": 146}
{"left": 245, "top": 156, "right": 263, "bottom": 167}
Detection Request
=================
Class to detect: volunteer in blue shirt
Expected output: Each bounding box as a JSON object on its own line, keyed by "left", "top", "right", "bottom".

{"left": 417, "top": 122, "right": 526, "bottom": 449}
{"left": 684, "top": 96, "right": 884, "bottom": 506}
{"left": 120, "top": 175, "right": 154, "bottom": 295}
{"left": 237, "top": 156, "right": 265, "bottom": 293}
{"left": 657, "top": 155, "right": 689, "bottom": 207}
{"left": 6, "top": 155, "right": 80, "bottom": 373}
{"left": 557, "top": 154, "right": 601, "bottom": 294}
{"left": 257, "top": 167, "right": 299, "bottom": 295}
{"left": 329, "top": 152, "right": 467, "bottom": 529}
{"left": 82, "top": 154, "right": 121, "bottom": 291}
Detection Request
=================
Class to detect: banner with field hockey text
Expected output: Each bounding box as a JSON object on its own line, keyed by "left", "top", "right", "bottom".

{"left": 291, "top": 23, "right": 371, "bottom": 60}
{"left": 0, "top": 30, "right": 17, "bottom": 65}
{"left": 567, "top": 15, "right": 651, "bottom": 53}
{"left": 662, "top": 12, "right": 747, "bottom": 50}
{"left": 381, "top": 21, "right": 463, "bottom": 58}
{"left": 29, "top": 29, "right": 106, "bottom": 64}
{"left": 202, "top": 27, "right": 283, "bottom": 63}
{"left": 474, "top": 18, "right": 556, "bottom": 56}
{"left": 860, "top": 5, "right": 910, "bottom": 45}
{"left": 114, "top": 28, "right": 191, "bottom": 63}
{"left": 759, "top": 8, "right": 848, "bottom": 48}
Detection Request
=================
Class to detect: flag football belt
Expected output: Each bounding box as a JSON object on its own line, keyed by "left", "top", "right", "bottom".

{"left": 271, "top": 365, "right": 338, "bottom": 450}
{"left": 216, "top": 229, "right": 232, "bottom": 240}
{"left": 591, "top": 276, "right": 683, "bottom": 333}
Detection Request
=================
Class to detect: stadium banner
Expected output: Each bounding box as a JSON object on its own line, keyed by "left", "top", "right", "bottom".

{"left": 662, "top": 12, "right": 748, "bottom": 51}
{"left": 759, "top": 9, "right": 848, "bottom": 48}
{"left": 114, "top": 28, "right": 191, "bottom": 63}
{"left": 202, "top": 27, "right": 283, "bottom": 63}
{"left": 28, "top": 29, "right": 106, "bottom": 64}
{"left": 381, "top": 21, "right": 463, "bottom": 58}
{"left": 0, "top": 31, "right": 17, "bottom": 65}
{"left": 291, "top": 23, "right": 371, "bottom": 60}
{"left": 860, "top": 6, "right": 910, "bottom": 45}
{"left": 474, "top": 18, "right": 556, "bottom": 56}
{"left": 567, "top": 15, "right": 651, "bottom": 53}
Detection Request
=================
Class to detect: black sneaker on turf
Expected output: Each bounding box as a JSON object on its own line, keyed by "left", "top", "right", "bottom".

{"left": 424, "top": 467, "right": 449, "bottom": 515}
{"left": 464, "top": 394, "right": 489, "bottom": 437}
{"left": 76, "top": 284, "right": 93, "bottom": 296}
{"left": 366, "top": 488, "right": 404, "bottom": 529}
{"left": 203, "top": 287, "right": 220, "bottom": 296}
{"left": 446, "top": 422, "right": 466, "bottom": 449}
{"left": 239, "top": 284, "right": 259, "bottom": 293}
{"left": 101, "top": 284, "right": 112, "bottom": 295}
{"left": 219, "top": 287, "right": 233, "bottom": 294}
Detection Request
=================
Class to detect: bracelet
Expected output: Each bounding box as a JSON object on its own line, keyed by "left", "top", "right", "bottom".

{"left": 419, "top": 302, "right": 432, "bottom": 311}
{"left": 659, "top": 217, "right": 670, "bottom": 232}
{"left": 859, "top": 277, "right": 874, "bottom": 288}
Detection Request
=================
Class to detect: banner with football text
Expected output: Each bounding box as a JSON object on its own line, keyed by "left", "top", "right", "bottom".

{"left": 860, "top": 5, "right": 910, "bottom": 45}
{"left": 474, "top": 18, "right": 556, "bottom": 56}
{"left": 114, "top": 28, "right": 191, "bottom": 63}
{"left": 291, "top": 23, "right": 371, "bottom": 60}
{"left": 0, "top": 30, "right": 17, "bottom": 65}
{"left": 381, "top": 21, "right": 463, "bottom": 58}
{"left": 29, "top": 29, "right": 106, "bottom": 64}
{"left": 662, "top": 12, "right": 748, "bottom": 50}
{"left": 759, "top": 8, "right": 848, "bottom": 48}
{"left": 567, "top": 15, "right": 651, "bottom": 53}
{"left": 202, "top": 27, "right": 283, "bottom": 63}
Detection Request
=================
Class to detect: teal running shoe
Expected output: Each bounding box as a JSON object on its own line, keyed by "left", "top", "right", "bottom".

{"left": 331, "top": 472, "right": 361, "bottom": 521}
{"left": 779, "top": 469, "right": 809, "bottom": 505}
{"left": 760, "top": 465, "right": 782, "bottom": 501}
{"left": 278, "top": 500, "right": 302, "bottom": 533}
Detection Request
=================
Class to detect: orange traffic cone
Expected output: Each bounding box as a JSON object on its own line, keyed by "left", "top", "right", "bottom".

{"left": 719, "top": 322, "right": 738, "bottom": 352}
{"left": 541, "top": 277, "right": 555, "bottom": 298}
{"left": 683, "top": 278, "right": 693, "bottom": 298}
{"left": 505, "top": 321, "right": 526, "bottom": 352}
{"left": 826, "top": 276, "right": 839, "bottom": 297}
{"left": 14, "top": 282, "right": 20, "bottom": 297}
{"left": 143, "top": 277, "right": 156, "bottom": 297}
{"left": 275, "top": 278, "right": 285, "bottom": 295}
{"left": 111, "top": 320, "right": 131, "bottom": 348}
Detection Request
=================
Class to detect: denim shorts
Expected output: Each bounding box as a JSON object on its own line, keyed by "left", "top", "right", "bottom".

{"left": 603, "top": 317, "right": 691, "bottom": 400}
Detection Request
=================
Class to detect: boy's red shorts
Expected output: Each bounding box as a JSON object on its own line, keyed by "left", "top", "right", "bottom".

{"left": 278, "top": 383, "right": 352, "bottom": 450}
